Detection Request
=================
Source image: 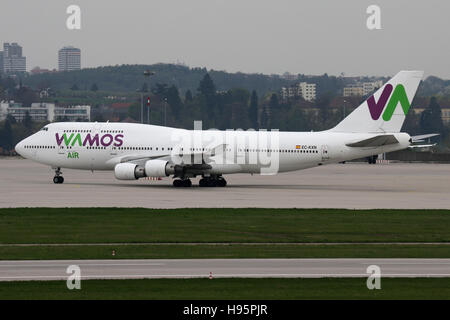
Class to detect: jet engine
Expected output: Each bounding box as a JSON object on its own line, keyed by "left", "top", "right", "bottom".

{"left": 114, "top": 163, "right": 146, "bottom": 180}
{"left": 144, "top": 159, "right": 173, "bottom": 177}
{"left": 114, "top": 160, "right": 175, "bottom": 180}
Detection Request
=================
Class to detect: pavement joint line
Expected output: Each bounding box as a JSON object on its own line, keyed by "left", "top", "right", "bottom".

{"left": 0, "top": 263, "right": 166, "bottom": 267}
{"left": 1, "top": 242, "right": 450, "bottom": 247}
{"left": 1, "top": 274, "right": 450, "bottom": 281}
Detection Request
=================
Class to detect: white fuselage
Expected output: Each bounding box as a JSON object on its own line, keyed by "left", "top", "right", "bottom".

{"left": 16, "top": 122, "right": 411, "bottom": 176}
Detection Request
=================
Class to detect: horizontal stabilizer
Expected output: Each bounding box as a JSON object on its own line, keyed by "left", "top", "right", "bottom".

{"left": 411, "top": 133, "right": 440, "bottom": 143}
{"left": 346, "top": 134, "right": 399, "bottom": 147}
{"left": 408, "top": 144, "right": 436, "bottom": 149}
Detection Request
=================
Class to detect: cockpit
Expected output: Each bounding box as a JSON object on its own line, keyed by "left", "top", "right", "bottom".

{"left": 40, "top": 126, "right": 49, "bottom": 132}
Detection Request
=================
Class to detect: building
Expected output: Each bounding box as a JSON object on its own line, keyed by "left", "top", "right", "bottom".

{"left": 298, "top": 82, "right": 316, "bottom": 102}
{"left": 0, "top": 101, "right": 90, "bottom": 122}
{"left": 343, "top": 80, "right": 383, "bottom": 97}
{"left": 58, "top": 46, "right": 81, "bottom": 71}
{"left": 412, "top": 107, "right": 450, "bottom": 124}
{"left": 281, "top": 82, "right": 316, "bottom": 101}
{"left": 31, "top": 67, "right": 57, "bottom": 75}
{"left": 0, "top": 51, "right": 3, "bottom": 74}
{"left": 362, "top": 80, "right": 383, "bottom": 95}
{"left": 1, "top": 43, "right": 26, "bottom": 73}
{"left": 281, "top": 72, "right": 298, "bottom": 81}
{"left": 343, "top": 85, "right": 364, "bottom": 97}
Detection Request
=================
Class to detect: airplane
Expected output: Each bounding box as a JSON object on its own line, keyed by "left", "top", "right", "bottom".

{"left": 15, "top": 70, "right": 432, "bottom": 187}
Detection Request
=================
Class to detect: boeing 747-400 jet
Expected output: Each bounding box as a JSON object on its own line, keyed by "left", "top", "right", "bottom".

{"left": 15, "top": 71, "right": 433, "bottom": 187}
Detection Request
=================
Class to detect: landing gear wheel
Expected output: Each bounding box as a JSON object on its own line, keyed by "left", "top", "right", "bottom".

{"left": 173, "top": 179, "right": 182, "bottom": 187}
{"left": 199, "top": 177, "right": 227, "bottom": 187}
{"left": 53, "top": 176, "right": 64, "bottom": 184}
{"left": 217, "top": 178, "right": 227, "bottom": 187}
{"left": 182, "top": 179, "right": 192, "bottom": 187}
{"left": 53, "top": 167, "right": 64, "bottom": 184}
{"left": 173, "top": 179, "right": 192, "bottom": 187}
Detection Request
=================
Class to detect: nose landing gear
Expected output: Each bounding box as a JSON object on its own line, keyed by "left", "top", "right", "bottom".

{"left": 53, "top": 167, "right": 64, "bottom": 184}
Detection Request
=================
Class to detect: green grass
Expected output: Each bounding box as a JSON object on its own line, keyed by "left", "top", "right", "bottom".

{"left": 1, "top": 244, "right": 450, "bottom": 260}
{"left": 0, "top": 278, "right": 449, "bottom": 300}
{"left": 1, "top": 208, "right": 449, "bottom": 259}
{"left": 1, "top": 208, "right": 450, "bottom": 244}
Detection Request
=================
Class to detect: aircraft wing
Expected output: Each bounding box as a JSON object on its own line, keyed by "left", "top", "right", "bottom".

{"left": 346, "top": 134, "right": 399, "bottom": 147}
{"left": 114, "top": 144, "right": 229, "bottom": 166}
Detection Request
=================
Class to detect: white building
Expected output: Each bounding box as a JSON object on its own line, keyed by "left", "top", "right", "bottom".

{"left": 298, "top": 82, "right": 316, "bottom": 102}
{"left": 58, "top": 46, "right": 81, "bottom": 71}
{"left": 281, "top": 72, "right": 298, "bottom": 81}
{"left": 343, "top": 80, "right": 383, "bottom": 97}
{"left": 0, "top": 101, "right": 90, "bottom": 122}
{"left": 281, "top": 82, "right": 316, "bottom": 101}
{"left": 362, "top": 80, "right": 383, "bottom": 95}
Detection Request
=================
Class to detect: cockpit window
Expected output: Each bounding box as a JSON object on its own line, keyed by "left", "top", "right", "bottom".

{"left": 40, "top": 127, "right": 49, "bottom": 131}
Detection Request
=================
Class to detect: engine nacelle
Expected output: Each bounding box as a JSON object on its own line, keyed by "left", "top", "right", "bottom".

{"left": 114, "top": 163, "right": 146, "bottom": 180}
{"left": 144, "top": 159, "right": 171, "bottom": 177}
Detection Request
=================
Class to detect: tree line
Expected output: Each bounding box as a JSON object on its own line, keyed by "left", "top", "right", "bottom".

{"left": 1, "top": 73, "right": 449, "bottom": 153}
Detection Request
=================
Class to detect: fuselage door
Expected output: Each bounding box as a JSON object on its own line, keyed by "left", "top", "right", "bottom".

{"left": 58, "top": 145, "right": 65, "bottom": 155}
{"left": 321, "top": 145, "right": 330, "bottom": 161}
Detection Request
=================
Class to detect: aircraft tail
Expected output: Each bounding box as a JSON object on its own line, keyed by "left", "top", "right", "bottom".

{"left": 330, "top": 71, "right": 423, "bottom": 133}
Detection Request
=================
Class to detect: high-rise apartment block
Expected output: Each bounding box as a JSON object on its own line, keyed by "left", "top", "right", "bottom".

{"left": 1, "top": 42, "right": 26, "bottom": 73}
{"left": 58, "top": 46, "right": 81, "bottom": 71}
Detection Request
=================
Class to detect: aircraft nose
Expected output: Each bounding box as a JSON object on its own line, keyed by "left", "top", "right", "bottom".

{"left": 15, "top": 140, "right": 25, "bottom": 157}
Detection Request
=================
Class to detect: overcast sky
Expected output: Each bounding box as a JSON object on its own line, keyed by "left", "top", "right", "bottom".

{"left": 1, "top": 0, "right": 449, "bottom": 78}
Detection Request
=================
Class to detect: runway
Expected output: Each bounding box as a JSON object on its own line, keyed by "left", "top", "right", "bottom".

{"left": 0, "top": 259, "right": 449, "bottom": 281}
{"left": 1, "top": 158, "right": 450, "bottom": 209}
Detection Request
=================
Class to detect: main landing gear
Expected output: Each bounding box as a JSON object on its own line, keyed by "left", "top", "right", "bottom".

{"left": 172, "top": 176, "right": 227, "bottom": 187}
{"left": 53, "top": 167, "right": 64, "bottom": 184}
{"left": 367, "top": 155, "right": 378, "bottom": 164}
{"left": 199, "top": 176, "right": 227, "bottom": 187}
{"left": 173, "top": 179, "right": 192, "bottom": 187}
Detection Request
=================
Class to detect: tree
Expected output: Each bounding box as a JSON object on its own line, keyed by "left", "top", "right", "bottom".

{"left": 23, "top": 111, "right": 33, "bottom": 130}
{"left": 152, "top": 83, "right": 168, "bottom": 97}
{"left": 269, "top": 94, "right": 279, "bottom": 110}
{"left": 248, "top": 90, "right": 258, "bottom": 129}
{"left": 185, "top": 90, "right": 193, "bottom": 102}
{"left": 90, "top": 83, "right": 99, "bottom": 92}
{"left": 6, "top": 114, "right": 16, "bottom": 124}
{"left": 127, "top": 102, "right": 140, "bottom": 121}
{"left": 2, "top": 120, "right": 13, "bottom": 151}
{"left": 198, "top": 73, "right": 216, "bottom": 98}
{"left": 420, "top": 97, "right": 444, "bottom": 135}
{"left": 260, "top": 104, "right": 269, "bottom": 129}
{"left": 197, "top": 74, "right": 218, "bottom": 123}
{"left": 70, "top": 84, "right": 79, "bottom": 91}
{"left": 403, "top": 109, "right": 421, "bottom": 136}
{"left": 167, "top": 85, "right": 183, "bottom": 120}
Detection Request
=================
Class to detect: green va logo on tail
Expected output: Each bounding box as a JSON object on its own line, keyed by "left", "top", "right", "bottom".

{"left": 367, "top": 84, "right": 411, "bottom": 121}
